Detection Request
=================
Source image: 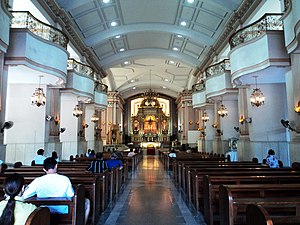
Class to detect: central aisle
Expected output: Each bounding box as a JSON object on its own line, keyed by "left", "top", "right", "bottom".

{"left": 99, "top": 155, "right": 205, "bottom": 225}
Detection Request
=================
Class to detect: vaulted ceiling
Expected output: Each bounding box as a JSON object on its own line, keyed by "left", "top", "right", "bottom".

{"left": 40, "top": 0, "right": 259, "bottom": 100}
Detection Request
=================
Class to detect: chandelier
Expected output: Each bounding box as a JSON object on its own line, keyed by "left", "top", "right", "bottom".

{"left": 218, "top": 104, "right": 228, "bottom": 117}
{"left": 73, "top": 105, "right": 83, "bottom": 117}
{"left": 143, "top": 70, "right": 158, "bottom": 106}
{"left": 250, "top": 76, "right": 265, "bottom": 107}
{"left": 91, "top": 113, "right": 99, "bottom": 123}
{"left": 31, "top": 76, "right": 46, "bottom": 107}
{"left": 202, "top": 111, "right": 209, "bottom": 122}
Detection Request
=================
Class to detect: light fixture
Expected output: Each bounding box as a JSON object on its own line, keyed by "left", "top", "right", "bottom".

{"left": 239, "top": 115, "right": 252, "bottom": 124}
{"left": 143, "top": 70, "right": 158, "bottom": 107}
{"left": 110, "top": 21, "right": 117, "bottom": 27}
{"left": 91, "top": 113, "right": 99, "bottom": 123}
{"left": 218, "top": 104, "right": 228, "bottom": 117}
{"left": 180, "top": 21, "right": 187, "bottom": 26}
{"left": 250, "top": 76, "right": 265, "bottom": 107}
{"left": 72, "top": 105, "right": 83, "bottom": 117}
{"left": 31, "top": 75, "right": 46, "bottom": 107}
{"left": 202, "top": 112, "right": 209, "bottom": 122}
{"left": 294, "top": 101, "right": 300, "bottom": 113}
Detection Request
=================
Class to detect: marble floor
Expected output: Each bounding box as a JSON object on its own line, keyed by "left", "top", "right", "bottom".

{"left": 98, "top": 155, "right": 206, "bottom": 225}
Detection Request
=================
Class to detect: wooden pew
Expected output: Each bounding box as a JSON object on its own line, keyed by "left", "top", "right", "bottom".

{"left": 219, "top": 184, "right": 300, "bottom": 225}
{"left": 203, "top": 174, "right": 300, "bottom": 225}
{"left": 1, "top": 172, "right": 106, "bottom": 225}
{"left": 25, "top": 184, "right": 85, "bottom": 225}
{"left": 246, "top": 203, "right": 300, "bottom": 225}
{"left": 191, "top": 168, "right": 298, "bottom": 211}
{"left": 25, "top": 207, "right": 50, "bottom": 225}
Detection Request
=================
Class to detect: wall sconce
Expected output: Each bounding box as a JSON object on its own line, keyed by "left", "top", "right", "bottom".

{"left": 189, "top": 120, "right": 193, "bottom": 125}
{"left": 91, "top": 114, "right": 99, "bottom": 123}
{"left": 295, "top": 101, "right": 300, "bottom": 113}
{"left": 82, "top": 123, "right": 89, "bottom": 129}
{"left": 202, "top": 112, "right": 209, "bottom": 122}
{"left": 54, "top": 116, "right": 60, "bottom": 125}
{"left": 239, "top": 115, "right": 252, "bottom": 124}
{"left": 234, "top": 126, "right": 240, "bottom": 133}
{"left": 59, "top": 127, "right": 66, "bottom": 133}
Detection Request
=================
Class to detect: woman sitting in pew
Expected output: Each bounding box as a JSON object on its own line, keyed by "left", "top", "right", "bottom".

{"left": 0, "top": 174, "right": 37, "bottom": 225}
{"left": 265, "top": 149, "right": 279, "bottom": 168}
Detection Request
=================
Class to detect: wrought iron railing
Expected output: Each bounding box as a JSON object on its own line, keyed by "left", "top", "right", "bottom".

{"left": 11, "top": 11, "right": 68, "bottom": 48}
{"left": 205, "top": 59, "right": 230, "bottom": 77}
{"left": 192, "top": 82, "right": 205, "bottom": 92}
{"left": 284, "top": 0, "right": 291, "bottom": 12}
{"left": 95, "top": 81, "right": 108, "bottom": 93}
{"left": 229, "top": 14, "right": 283, "bottom": 49}
{"left": 67, "top": 58, "right": 95, "bottom": 79}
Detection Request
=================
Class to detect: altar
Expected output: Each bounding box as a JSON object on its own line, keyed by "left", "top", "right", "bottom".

{"left": 140, "top": 142, "right": 161, "bottom": 148}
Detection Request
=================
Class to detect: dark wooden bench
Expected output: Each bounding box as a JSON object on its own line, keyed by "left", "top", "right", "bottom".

{"left": 203, "top": 174, "right": 300, "bottom": 225}
{"left": 25, "top": 184, "right": 85, "bottom": 225}
{"left": 219, "top": 184, "right": 300, "bottom": 225}
{"left": 191, "top": 168, "right": 298, "bottom": 211}
{"left": 25, "top": 207, "right": 50, "bottom": 225}
{"left": 246, "top": 203, "right": 300, "bottom": 225}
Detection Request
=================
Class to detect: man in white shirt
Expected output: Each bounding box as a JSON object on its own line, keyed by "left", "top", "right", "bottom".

{"left": 23, "top": 157, "right": 90, "bottom": 224}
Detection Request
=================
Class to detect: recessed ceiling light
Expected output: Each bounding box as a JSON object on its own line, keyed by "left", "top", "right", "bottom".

{"left": 187, "top": 0, "right": 194, "bottom": 3}
{"left": 164, "top": 78, "right": 169, "bottom": 82}
{"left": 173, "top": 47, "right": 179, "bottom": 51}
{"left": 115, "top": 35, "right": 121, "bottom": 38}
{"left": 124, "top": 61, "right": 129, "bottom": 65}
{"left": 110, "top": 21, "right": 117, "bottom": 27}
{"left": 163, "top": 86, "right": 166, "bottom": 89}
{"left": 130, "top": 79, "right": 135, "bottom": 83}
{"left": 170, "top": 60, "right": 175, "bottom": 64}
{"left": 133, "top": 87, "right": 136, "bottom": 90}
{"left": 119, "top": 48, "right": 125, "bottom": 52}
{"left": 180, "top": 21, "right": 187, "bottom": 26}
{"left": 103, "top": 0, "right": 111, "bottom": 3}
{"left": 177, "top": 34, "right": 183, "bottom": 38}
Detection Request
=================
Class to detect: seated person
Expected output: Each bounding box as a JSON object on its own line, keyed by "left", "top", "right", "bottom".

{"left": 106, "top": 153, "right": 123, "bottom": 170}
{"left": 33, "top": 148, "right": 46, "bottom": 165}
{"left": 169, "top": 148, "right": 176, "bottom": 158}
{"left": 86, "top": 152, "right": 107, "bottom": 173}
{"left": 51, "top": 151, "right": 59, "bottom": 162}
{"left": 265, "top": 149, "right": 279, "bottom": 168}
{"left": 0, "top": 174, "right": 36, "bottom": 225}
{"left": 127, "top": 148, "right": 135, "bottom": 157}
{"left": 23, "top": 157, "right": 90, "bottom": 224}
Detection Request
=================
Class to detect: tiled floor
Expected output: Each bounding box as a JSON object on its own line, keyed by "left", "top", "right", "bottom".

{"left": 98, "top": 155, "right": 206, "bottom": 225}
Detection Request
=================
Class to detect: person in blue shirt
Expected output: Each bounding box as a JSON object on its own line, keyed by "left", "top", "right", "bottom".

{"left": 106, "top": 153, "right": 123, "bottom": 170}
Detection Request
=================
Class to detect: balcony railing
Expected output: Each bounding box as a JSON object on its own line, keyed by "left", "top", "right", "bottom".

{"left": 95, "top": 81, "right": 108, "bottom": 93}
{"left": 11, "top": 11, "right": 68, "bottom": 48}
{"left": 67, "top": 58, "right": 95, "bottom": 79}
{"left": 192, "top": 82, "right": 205, "bottom": 92}
{"left": 205, "top": 59, "right": 230, "bottom": 78}
{"left": 229, "top": 14, "right": 283, "bottom": 49}
{"left": 284, "top": 0, "right": 291, "bottom": 12}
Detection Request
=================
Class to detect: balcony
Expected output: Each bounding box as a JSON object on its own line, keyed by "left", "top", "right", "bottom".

{"left": 94, "top": 81, "right": 108, "bottom": 109}
{"left": 64, "top": 59, "right": 96, "bottom": 99}
{"left": 192, "top": 83, "right": 206, "bottom": 108}
{"left": 0, "top": 0, "right": 11, "bottom": 52}
{"left": 229, "top": 14, "right": 289, "bottom": 83}
{"left": 6, "top": 11, "right": 69, "bottom": 79}
{"left": 282, "top": 0, "right": 300, "bottom": 53}
{"left": 204, "top": 59, "right": 237, "bottom": 98}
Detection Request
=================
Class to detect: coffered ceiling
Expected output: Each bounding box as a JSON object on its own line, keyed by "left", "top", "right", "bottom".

{"left": 42, "top": 0, "right": 258, "bottom": 100}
